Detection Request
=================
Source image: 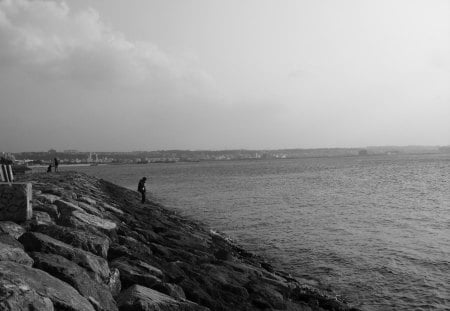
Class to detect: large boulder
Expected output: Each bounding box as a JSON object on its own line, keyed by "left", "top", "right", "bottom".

{"left": 117, "top": 284, "right": 210, "bottom": 311}
{"left": 33, "top": 223, "right": 110, "bottom": 258}
{"left": 31, "top": 252, "right": 118, "bottom": 311}
{"left": 0, "top": 261, "right": 95, "bottom": 311}
{"left": 19, "top": 232, "right": 110, "bottom": 283}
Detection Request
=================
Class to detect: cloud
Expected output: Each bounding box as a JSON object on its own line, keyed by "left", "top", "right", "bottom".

{"left": 0, "top": 0, "right": 216, "bottom": 92}
{"left": 0, "top": 0, "right": 226, "bottom": 151}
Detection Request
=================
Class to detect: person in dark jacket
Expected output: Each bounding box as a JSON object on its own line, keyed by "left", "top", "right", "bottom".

{"left": 137, "top": 177, "right": 147, "bottom": 203}
{"left": 54, "top": 158, "right": 59, "bottom": 172}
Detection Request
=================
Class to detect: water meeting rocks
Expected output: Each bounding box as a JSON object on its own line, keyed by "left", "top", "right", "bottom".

{"left": 5, "top": 171, "right": 360, "bottom": 311}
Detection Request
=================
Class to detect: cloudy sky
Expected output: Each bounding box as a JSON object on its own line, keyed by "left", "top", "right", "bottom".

{"left": 1, "top": 0, "right": 449, "bottom": 152}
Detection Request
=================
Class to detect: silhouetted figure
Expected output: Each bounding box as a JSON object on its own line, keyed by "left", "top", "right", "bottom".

{"left": 47, "top": 165, "right": 52, "bottom": 173}
{"left": 54, "top": 158, "right": 59, "bottom": 172}
{"left": 138, "top": 177, "right": 147, "bottom": 203}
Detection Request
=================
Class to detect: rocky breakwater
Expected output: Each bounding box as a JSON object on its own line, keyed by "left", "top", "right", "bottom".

{"left": 0, "top": 171, "right": 361, "bottom": 311}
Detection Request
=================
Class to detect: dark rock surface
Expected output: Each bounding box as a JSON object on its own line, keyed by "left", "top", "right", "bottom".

{"left": 0, "top": 171, "right": 362, "bottom": 311}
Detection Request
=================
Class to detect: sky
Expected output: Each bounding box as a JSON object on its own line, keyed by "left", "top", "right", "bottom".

{"left": 0, "top": 0, "right": 449, "bottom": 152}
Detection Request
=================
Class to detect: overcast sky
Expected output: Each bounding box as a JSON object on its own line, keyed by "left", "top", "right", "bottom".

{"left": 1, "top": 0, "right": 449, "bottom": 152}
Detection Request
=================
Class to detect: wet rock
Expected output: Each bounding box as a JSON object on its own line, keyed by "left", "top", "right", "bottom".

{"left": 55, "top": 199, "right": 85, "bottom": 218}
{"left": 0, "top": 261, "right": 95, "bottom": 311}
{"left": 0, "top": 221, "right": 26, "bottom": 239}
{"left": 0, "top": 242, "right": 34, "bottom": 266}
{"left": 19, "top": 232, "right": 110, "bottom": 283}
{"left": 117, "top": 284, "right": 210, "bottom": 311}
{"left": 31, "top": 252, "right": 118, "bottom": 311}
{"left": 32, "top": 223, "right": 110, "bottom": 258}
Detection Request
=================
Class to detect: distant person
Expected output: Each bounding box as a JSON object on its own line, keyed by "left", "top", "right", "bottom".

{"left": 54, "top": 158, "right": 59, "bottom": 172}
{"left": 137, "top": 177, "right": 147, "bottom": 203}
{"left": 47, "top": 164, "right": 52, "bottom": 173}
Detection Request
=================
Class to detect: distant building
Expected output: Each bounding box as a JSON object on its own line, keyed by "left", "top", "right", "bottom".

{"left": 358, "top": 149, "right": 369, "bottom": 156}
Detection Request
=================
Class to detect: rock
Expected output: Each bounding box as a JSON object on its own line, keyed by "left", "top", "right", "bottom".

{"left": 41, "top": 187, "right": 64, "bottom": 197}
{"left": 0, "top": 183, "right": 32, "bottom": 222}
{"left": 36, "top": 193, "right": 60, "bottom": 204}
{"left": 31, "top": 252, "right": 118, "bottom": 311}
{"left": 0, "top": 233, "right": 24, "bottom": 249}
{"left": 117, "top": 284, "right": 210, "bottom": 311}
{"left": 108, "top": 267, "right": 122, "bottom": 297}
{"left": 111, "top": 257, "right": 163, "bottom": 289}
{"left": 246, "top": 280, "right": 286, "bottom": 310}
{"left": 78, "top": 196, "right": 97, "bottom": 205}
{"left": 152, "top": 282, "right": 186, "bottom": 300}
{"left": 0, "top": 221, "right": 26, "bottom": 239}
{"left": 69, "top": 210, "right": 117, "bottom": 232}
{"left": 0, "top": 261, "right": 95, "bottom": 311}
{"left": 31, "top": 211, "right": 54, "bottom": 226}
{"left": 101, "top": 202, "right": 124, "bottom": 215}
{"left": 34, "top": 203, "right": 59, "bottom": 219}
{"left": 0, "top": 242, "right": 34, "bottom": 266}
{"left": 54, "top": 199, "right": 85, "bottom": 217}
{"left": 32, "top": 223, "right": 110, "bottom": 258}
{"left": 77, "top": 201, "right": 103, "bottom": 217}
{"left": 19, "top": 232, "right": 110, "bottom": 283}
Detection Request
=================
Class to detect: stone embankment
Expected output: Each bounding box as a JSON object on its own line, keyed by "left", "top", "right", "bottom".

{"left": 0, "top": 171, "right": 361, "bottom": 311}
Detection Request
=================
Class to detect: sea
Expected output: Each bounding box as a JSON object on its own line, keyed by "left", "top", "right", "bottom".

{"left": 43, "top": 153, "right": 450, "bottom": 311}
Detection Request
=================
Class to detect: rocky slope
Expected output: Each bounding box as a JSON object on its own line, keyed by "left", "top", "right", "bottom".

{"left": 0, "top": 171, "right": 361, "bottom": 311}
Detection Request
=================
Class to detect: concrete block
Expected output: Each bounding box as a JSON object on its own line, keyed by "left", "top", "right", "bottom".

{"left": 0, "top": 183, "right": 32, "bottom": 222}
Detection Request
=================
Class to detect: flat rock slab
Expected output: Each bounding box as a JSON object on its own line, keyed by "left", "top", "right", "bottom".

{"left": 0, "top": 261, "right": 95, "bottom": 311}
{"left": 117, "top": 284, "right": 210, "bottom": 311}
{"left": 0, "top": 183, "right": 32, "bottom": 222}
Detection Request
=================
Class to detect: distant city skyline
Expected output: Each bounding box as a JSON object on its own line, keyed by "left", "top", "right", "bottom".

{"left": 1, "top": 0, "right": 449, "bottom": 152}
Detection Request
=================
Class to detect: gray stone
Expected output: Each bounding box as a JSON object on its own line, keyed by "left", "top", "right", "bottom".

{"left": 33, "top": 223, "right": 110, "bottom": 258}
{"left": 70, "top": 210, "right": 117, "bottom": 231}
{"left": 0, "top": 261, "right": 95, "bottom": 311}
{"left": 0, "top": 242, "right": 34, "bottom": 266}
{"left": 0, "top": 221, "right": 26, "bottom": 239}
{"left": 0, "top": 183, "right": 32, "bottom": 222}
{"left": 31, "top": 252, "right": 118, "bottom": 311}
{"left": 117, "top": 284, "right": 210, "bottom": 311}
{"left": 19, "top": 232, "right": 110, "bottom": 283}
{"left": 34, "top": 203, "right": 59, "bottom": 219}
{"left": 111, "top": 257, "right": 163, "bottom": 289}
{"left": 31, "top": 211, "right": 54, "bottom": 226}
{"left": 36, "top": 193, "right": 60, "bottom": 204}
{"left": 102, "top": 202, "right": 124, "bottom": 215}
{"left": 77, "top": 201, "right": 103, "bottom": 217}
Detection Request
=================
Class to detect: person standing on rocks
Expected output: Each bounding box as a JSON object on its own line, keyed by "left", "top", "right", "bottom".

{"left": 138, "top": 177, "right": 147, "bottom": 203}
{"left": 54, "top": 158, "right": 59, "bottom": 172}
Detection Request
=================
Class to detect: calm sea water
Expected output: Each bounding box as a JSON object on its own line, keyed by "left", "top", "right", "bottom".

{"left": 56, "top": 154, "right": 449, "bottom": 310}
